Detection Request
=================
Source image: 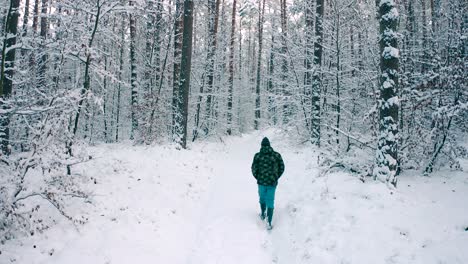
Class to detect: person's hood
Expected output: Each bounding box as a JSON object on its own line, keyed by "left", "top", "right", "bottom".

{"left": 261, "top": 137, "right": 270, "bottom": 147}
{"left": 260, "top": 145, "right": 273, "bottom": 154}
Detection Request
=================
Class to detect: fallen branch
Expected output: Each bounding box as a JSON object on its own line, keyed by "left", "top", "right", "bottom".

{"left": 320, "top": 162, "right": 366, "bottom": 183}
{"left": 323, "top": 124, "right": 376, "bottom": 150}
{"left": 14, "top": 193, "right": 76, "bottom": 225}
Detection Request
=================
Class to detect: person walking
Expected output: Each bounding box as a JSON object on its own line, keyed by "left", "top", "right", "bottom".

{"left": 251, "top": 137, "right": 285, "bottom": 230}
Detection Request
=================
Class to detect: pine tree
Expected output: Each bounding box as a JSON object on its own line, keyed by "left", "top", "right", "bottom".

{"left": 374, "top": 0, "right": 400, "bottom": 187}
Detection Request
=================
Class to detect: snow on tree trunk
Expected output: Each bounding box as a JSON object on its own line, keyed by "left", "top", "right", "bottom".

{"left": 176, "top": 0, "right": 194, "bottom": 149}
{"left": 172, "top": 0, "right": 184, "bottom": 140}
{"left": 0, "top": 0, "right": 20, "bottom": 155}
{"left": 374, "top": 0, "right": 400, "bottom": 187}
{"left": 227, "top": 0, "right": 237, "bottom": 135}
{"left": 254, "top": 0, "right": 266, "bottom": 130}
{"left": 311, "top": 0, "right": 324, "bottom": 146}
{"left": 204, "top": 0, "right": 220, "bottom": 136}
{"left": 129, "top": 0, "right": 138, "bottom": 140}
{"left": 280, "top": 0, "right": 289, "bottom": 125}
{"left": 37, "top": 0, "right": 48, "bottom": 95}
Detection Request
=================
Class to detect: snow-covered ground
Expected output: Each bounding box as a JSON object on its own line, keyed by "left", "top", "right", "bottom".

{"left": 2, "top": 130, "right": 468, "bottom": 264}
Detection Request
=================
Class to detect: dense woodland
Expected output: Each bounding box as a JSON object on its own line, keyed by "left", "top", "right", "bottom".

{"left": 0, "top": 0, "right": 466, "bottom": 239}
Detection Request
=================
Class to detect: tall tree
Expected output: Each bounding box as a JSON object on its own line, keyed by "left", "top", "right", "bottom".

{"left": 115, "top": 17, "right": 125, "bottom": 142}
{"left": 175, "top": 0, "right": 194, "bottom": 148}
{"left": 227, "top": 0, "right": 237, "bottom": 134}
{"left": 267, "top": 12, "right": 275, "bottom": 124}
{"left": 144, "top": 0, "right": 155, "bottom": 96}
{"left": 22, "top": 0, "right": 30, "bottom": 36}
{"left": 129, "top": 0, "right": 138, "bottom": 140}
{"left": 374, "top": 0, "right": 399, "bottom": 187}
{"left": 254, "top": 0, "right": 266, "bottom": 130}
{"left": 0, "top": 0, "right": 20, "bottom": 154}
{"left": 37, "top": 0, "right": 49, "bottom": 95}
{"left": 280, "top": 0, "right": 289, "bottom": 124}
{"left": 172, "top": 0, "right": 184, "bottom": 137}
{"left": 304, "top": 0, "right": 314, "bottom": 131}
{"left": 421, "top": 0, "right": 429, "bottom": 73}
{"left": 204, "top": 0, "right": 220, "bottom": 135}
{"left": 72, "top": 0, "right": 102, "bottom": 137}
{"left": 32, "top": 0, "right": 39, "bottom": 33}
{"left": 311, "top": 0, "right": 324, "bottom": 146}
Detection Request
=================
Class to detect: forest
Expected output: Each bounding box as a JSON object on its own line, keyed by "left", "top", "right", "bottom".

{"left": 0, "top": 0, "right": 467, "bottom": 260}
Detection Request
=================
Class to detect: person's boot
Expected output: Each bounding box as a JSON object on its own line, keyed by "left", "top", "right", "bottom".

{"left": 260, "top": 203, "right": 266, "bottom": 220}
{"left": 267, "top": 208, "right": 274, "bottom": 229}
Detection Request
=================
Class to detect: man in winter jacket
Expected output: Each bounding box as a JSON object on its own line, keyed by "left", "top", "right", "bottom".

{"left": 251, "top": 137, "right": 285, "bottom": 229}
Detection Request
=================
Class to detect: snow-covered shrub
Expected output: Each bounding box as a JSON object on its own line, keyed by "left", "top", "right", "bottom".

{"left": 0, "top": 93, "right": 92, "bottom": 243}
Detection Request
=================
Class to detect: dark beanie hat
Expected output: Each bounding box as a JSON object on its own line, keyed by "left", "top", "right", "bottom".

{"left": 261, "top": 137, "right": 270, "bottom": 146}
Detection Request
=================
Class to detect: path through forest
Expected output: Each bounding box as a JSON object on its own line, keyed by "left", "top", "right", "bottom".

{"left": 2, "top": 131, "right": 468, "bottom": 264}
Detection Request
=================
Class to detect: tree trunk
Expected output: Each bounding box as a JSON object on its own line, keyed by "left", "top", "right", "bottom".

{"left": 22, "top": 0, "right": 30, "bottom": 36}
{"left": 116, "top": 17, "right": 125, "bottom": 142}
{"left": 72, "top": 1, "right": 101, "bottom": 137}
{"left": 32, "top": 0, "right": 39, "bottom": 33}
{"left": 176, "top": 0, "right": 194, "bottom": 149}
{"left": 311, "top": 0, "right": 324, "bottom": 146}
{"left": 172, "top": 0, "right": 184, "bottom": 138}
{"left": 146, "top": 0, "right": 163, "bottom": 140}
{"left": 227, "top": 0, "right": 237, "bottom": 134}
{"left": 304, "top": 0, "right": 313, "bottom": 130}
{"left": 335, "top": 6, "right": 341, "bottom": 146}
{"left": 254, "top": 0, "right": 266, "bottom": 130}
{"left": 0, "top": 0, "right": 20, "bottom": 154}
{"left": 37, "top": 0, "right": 48, "bottom": 95}
{"left": 129, "top": 0, "right": 138, "bottom": 140}
{"left": 268, "top": 33, "right": 275, "bottom": 124}
{"left": 103, "top": 53, "right": 109, "bottom": 142}
{"left": 374, "top": 0, "right": 399, "bottom": 187}
{"left": 203, "top": 0, "right": 220, "bottom": 135}
{"left": 145, "top": 0, "right": 155, "bottom": 94}
{"left": 280, "top": 0, "right": 289, "bottom": 124}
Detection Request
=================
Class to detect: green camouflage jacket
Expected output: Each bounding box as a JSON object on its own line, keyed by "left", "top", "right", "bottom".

{"left": 251, "top": 146, "right": 285, "bottom": 186}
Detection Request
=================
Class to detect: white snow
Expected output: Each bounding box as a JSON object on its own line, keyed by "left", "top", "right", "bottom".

{"left": 383, "top": 80, "right": 394, "bottom": 89}
{"left": 1, "top": 130, "right": 468, "bottom": 264}
{"left": 383, "top": 47, "right": 400, "bottom": 59}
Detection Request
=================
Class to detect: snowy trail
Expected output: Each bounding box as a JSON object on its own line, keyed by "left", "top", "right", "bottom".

{"left": 187, "top": 135, "right": 273, "bottom": 264}
{"left": 2, "top": 131, "right": 468, "bottom": 264}
{"left": 3, "top": 132, "right": 309, "bottom": 264}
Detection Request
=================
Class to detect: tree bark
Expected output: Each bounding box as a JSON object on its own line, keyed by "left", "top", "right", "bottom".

{"left": 22, "top": 0, "right": 30, "bottom": 36}
{"left": 72, "top": 1, "right": 101, "bottom": 136}
{"left": 421, "top": 0, "right": 429, "bottom": 73}
{"left": 116, "top": 17, "right": 125, "bottom": 142}
{"left": 129, "top": 0, "right": 138, "bottom": 140}
{"left": 172, "top": 0, "right": 184, "bottom": 137}
{"left": 37, "top": 0, "right": 48, "bottom": 95}
{"left": 280, "top": 0, "right": 289, "bottom": 124}
{"left": 176, "top": 0, "right": 194, "bottom": 149}
{"left": 227, "top": 0, "right": 237, "bottom": 134}
{"left": 304, "top": 0, "right": 313, "bottom": 130}
{"left": 311, "top": 0, "right": 324, "bottom": 146}
{"left": 254, "top": 0, "right": 266, "bottom": 130}
{"left": 334, "top": 3, "right": 341, "bottom": 146}
{"left": 32, "top": 0, "right": 39, "bottom": 33}
{"left": 0, "top": 0, "right": 20, "bottom": 154}
{"left": 374, "top": 0, "right": 400, "bottom": 187}
{"left": 203, "top": 0, "right": 220, "bottom": 135}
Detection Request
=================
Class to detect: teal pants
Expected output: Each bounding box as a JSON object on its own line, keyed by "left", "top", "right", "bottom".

{"left": 258, "top": 184, "right": 277, "bottom": 208}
